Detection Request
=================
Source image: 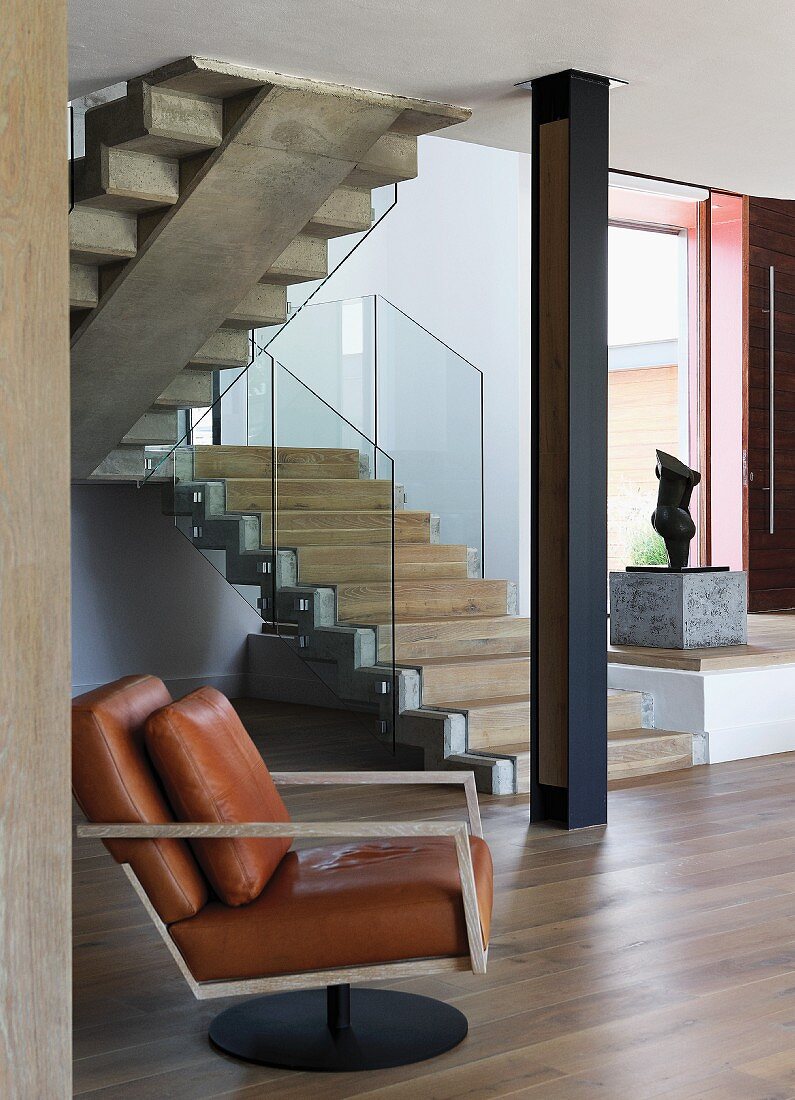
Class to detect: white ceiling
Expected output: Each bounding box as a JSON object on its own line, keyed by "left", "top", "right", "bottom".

{"left": 69, "top": 0, "right": 795, "bottom": 198}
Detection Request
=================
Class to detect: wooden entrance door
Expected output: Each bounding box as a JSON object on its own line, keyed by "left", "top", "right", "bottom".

{"left": 748, "top": 197, "right": 795, "bottom": 610}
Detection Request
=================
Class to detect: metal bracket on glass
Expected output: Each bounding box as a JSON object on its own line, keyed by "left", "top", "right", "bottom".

{"left": 294, "top": 597, "right": 310, "bottom": 612}
{"left": 375, "top": 680, "right": 392, "bottom": 696}
{"left": 378, "top": 720, "right": 389, "bottom": 735}
{"left": 192, "top": 525, "right": 202, "bottom": 539}
{"left": 144, "top": 457, "right": 156, "bottom": 471}
{"left": 297, "top": 636, "right": 309, "bottom": 649}
{"left": 257, "top": 596, "right": 271, "bottom": 611}
{"left": 192, "top": 491, "right": 203, "bottom": 504}
{"left": 257, "top": 560, "right": 273, "bottom": 575}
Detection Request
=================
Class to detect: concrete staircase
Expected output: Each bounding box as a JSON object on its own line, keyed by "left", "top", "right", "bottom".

{"left": 168, "top": 445, "right": 694, "bottom": 794}
{"left": 69, "top": 56, "right": 469, "bottom": 480}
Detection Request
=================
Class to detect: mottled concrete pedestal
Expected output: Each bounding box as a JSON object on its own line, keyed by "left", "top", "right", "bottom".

{"left": 609, "top": 570, "right": 748, "bottom": 649}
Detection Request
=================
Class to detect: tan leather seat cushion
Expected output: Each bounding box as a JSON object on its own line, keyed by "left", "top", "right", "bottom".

{"left": 145, "top": 687, "right": 291, "bottom": 907}
{"left": 169, "top": 835, "right": 493, "bottom": 981}
{"left": 72, "top": 675, "right": 209, "bottom": 923}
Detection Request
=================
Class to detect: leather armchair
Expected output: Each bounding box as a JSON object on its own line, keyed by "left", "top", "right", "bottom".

{"left": 73, "top": 675, "right": 494, "bottom": 1072}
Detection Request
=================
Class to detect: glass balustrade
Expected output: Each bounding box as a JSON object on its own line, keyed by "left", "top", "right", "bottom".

{"left": 143, "top": 345, "right": 397, "bottom": 747}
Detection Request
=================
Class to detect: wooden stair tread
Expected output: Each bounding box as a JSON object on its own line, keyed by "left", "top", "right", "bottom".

{"left": 226, "top": 478, "right": 392, "bottom": 486}
{"left": 266, "top": 510, "right": 431, "bottom": 519}
{"left": 607, "top": 727, "right": 691, "bottom": 744}
{"left": 469, "top": 740, "right": 529, "bottom": 759}
{"left": 430, "top": 693, "right": 531, "bottom": 711}
{"left": 403, "top": 652, "right": 530, "bottom": 669}
{"left": 468, "top": 733, "right": 692, "bottom": 756}
{"left": 382, "top": 614, "right": 525, "bottom": 627}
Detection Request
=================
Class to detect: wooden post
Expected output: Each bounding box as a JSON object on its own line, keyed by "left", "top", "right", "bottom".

{"left": 0, "top": 0, "right": 71, "bottom": 1092}
{"left": 530, "top": 71, "right": 610, "bottom": 828}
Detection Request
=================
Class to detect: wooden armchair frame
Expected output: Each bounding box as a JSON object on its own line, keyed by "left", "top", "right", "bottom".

{"left": 78, "top": 771, "right": 487, "bottom": 1001}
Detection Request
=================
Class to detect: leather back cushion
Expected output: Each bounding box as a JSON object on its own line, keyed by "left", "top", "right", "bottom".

{"left": 72, "top": 675, "right": 209, "bottom": 923}
{"left": 145, "top": 687, "right": 291, "bottom": 906}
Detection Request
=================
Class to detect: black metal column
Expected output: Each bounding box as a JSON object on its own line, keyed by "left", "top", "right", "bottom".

{"left": 530, "top": 70, "right": 609, "bottom": 829}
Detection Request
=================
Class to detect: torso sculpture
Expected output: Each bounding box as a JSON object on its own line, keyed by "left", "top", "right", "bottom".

{"left": 651, "top": 450, "right": 701, "bottom": 571}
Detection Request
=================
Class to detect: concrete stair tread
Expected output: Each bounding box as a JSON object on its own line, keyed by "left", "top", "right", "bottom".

{"left": 261, "top": 235, "right": 328, "bottom": 285}
{"left": 305, "top": 187, "right": 373, "bottom": 239}
{"left": 69, "top": 206, "right": 138, "bottom": 266}
{"left": 73, "top": 148, "right": 180, "bottom": 212}
{"left": 83, "top": 82, "right": 224, "bottom": 159}
{"left": 225, "top": 283, "right": 287, "bottom": 329}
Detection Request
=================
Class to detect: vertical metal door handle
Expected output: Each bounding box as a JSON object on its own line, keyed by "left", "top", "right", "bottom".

{"left": 770, "top": 265, "right": 776, "bottom": 535}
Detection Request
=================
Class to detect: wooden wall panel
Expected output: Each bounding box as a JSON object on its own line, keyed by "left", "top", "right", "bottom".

{"left": 746, "top": 197, "right": 795, "bottom": 610}
{"left": 537, "top": 119, "right": 569, "bottom": 789}
{"left": 0, "top": 0, "right": 71, "bottom": 1094}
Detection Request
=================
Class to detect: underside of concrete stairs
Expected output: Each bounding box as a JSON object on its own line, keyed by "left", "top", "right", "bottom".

{"left": 70, "top": 55, "right": 470, "bottom": 479}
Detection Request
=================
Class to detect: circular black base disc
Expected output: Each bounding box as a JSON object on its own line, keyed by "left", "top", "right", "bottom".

{"left": 208, "top": 988, "right": 468, "bottom": 1071}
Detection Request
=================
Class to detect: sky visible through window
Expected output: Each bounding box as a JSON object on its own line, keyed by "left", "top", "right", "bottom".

{"left": 608, "top": 225, "right": 681, "bottom": 346}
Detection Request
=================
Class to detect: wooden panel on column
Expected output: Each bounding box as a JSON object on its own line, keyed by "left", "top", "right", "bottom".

{"left": 746, "top": 196, "right": 795, "bottom": 610}
{"left": 0, "top": 0, "right": 71, "bottom": 1094}
{"left": 537, "top": 119, "right": 570, "bottom": 787}
{"left": 530, "top": 71, "right": 610, "bottom": 829}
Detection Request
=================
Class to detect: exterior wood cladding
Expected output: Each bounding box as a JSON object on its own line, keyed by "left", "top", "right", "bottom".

{"left": 747, "top": 197, "right": 795, "bottom": 610}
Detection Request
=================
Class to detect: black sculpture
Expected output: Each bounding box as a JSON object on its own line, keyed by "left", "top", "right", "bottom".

{"left": 651, "top": 450, "right": 700, "bottom": 571}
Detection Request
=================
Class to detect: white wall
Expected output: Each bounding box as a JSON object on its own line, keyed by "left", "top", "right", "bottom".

{"left": 317, "top": 135, "right": 532, "bottom": 603}
{"left": 71, "top": 484, "right": 262, "bottom": 696}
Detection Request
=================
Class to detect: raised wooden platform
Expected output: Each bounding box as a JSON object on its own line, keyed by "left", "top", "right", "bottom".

{"left": 608, "top": 611, "right": 795, "bottom": 671}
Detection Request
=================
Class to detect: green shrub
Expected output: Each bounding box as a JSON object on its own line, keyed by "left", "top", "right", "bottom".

{"left": 629, "top": 527, "right": 668, "bottom": 567}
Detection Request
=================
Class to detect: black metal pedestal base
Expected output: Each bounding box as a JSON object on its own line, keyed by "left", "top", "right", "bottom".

{"left": 208, "top": 985, "right": 468, "bottom": 1071}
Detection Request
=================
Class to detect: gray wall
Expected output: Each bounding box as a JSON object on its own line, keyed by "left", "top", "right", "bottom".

{"left": 71, "top": 483, "right": 261, "bottom": 696}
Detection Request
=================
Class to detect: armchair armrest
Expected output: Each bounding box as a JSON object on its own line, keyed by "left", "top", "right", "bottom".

{"left": 269, "top": 771, "right": 483, "bottom": 839}
{"left": 77, "top": 819, "right": 487, "bottom": 972}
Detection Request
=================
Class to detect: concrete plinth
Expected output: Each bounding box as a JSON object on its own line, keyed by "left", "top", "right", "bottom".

{"left": 609, "top": 570, "right": 748, "bottom": 649}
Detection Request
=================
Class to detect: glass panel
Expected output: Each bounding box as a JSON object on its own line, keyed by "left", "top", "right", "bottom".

{"left": 607, "top": 221, "right": 692, "bottom": 573}
{"left": 273, "top": 362, "right": 396, "bottom": 745}
{"left": 265, "top": 296, "right": 484, "bottom": 574}
{"left": 375, "top": 298, "right": 484, "bottom": 572}
{"left": 265, "top": 296, "right": 376, "bottom": 447}
{"left": 143, "top": 342, "right": 397, "bottom": 750}
{"left": 607, "top": 184, "right": 706, "bottom": 574}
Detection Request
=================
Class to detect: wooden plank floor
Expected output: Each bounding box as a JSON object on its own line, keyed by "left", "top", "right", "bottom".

{"left": 609, "top": 609, "right": 795, "bottom": 671}
{"left": 74, "top": 701, "right": 795, "bottom": 1098}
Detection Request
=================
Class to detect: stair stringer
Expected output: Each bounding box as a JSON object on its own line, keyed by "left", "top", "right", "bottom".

{"left": 166, "top": 475, "right": 514, "bottom": 792}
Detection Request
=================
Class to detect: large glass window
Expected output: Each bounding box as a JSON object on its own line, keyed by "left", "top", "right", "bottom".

{"left": 608, "top": 179, "right": 707, "bottom": 573}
